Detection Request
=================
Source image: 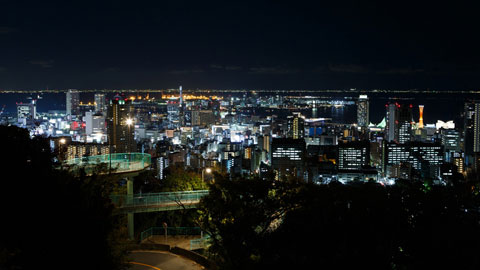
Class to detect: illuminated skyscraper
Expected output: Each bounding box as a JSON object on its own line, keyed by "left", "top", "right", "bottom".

{"left": 66, "top": 89, "right": 80, "bottom": 116}
{"left": 385, "top": 102, "right": 412, "bottom": 143}
{"left": 94, "top": 93, "right": 106, "bottom": 113}
{"left": 385, "top": 103, "right": 397, "bottom": 142}
{"left": 397, "top": 105, "right": 413, "bottom": 144}
{"left": 463, "top": 101, "right": 476, "bottom": 167}
{"left": 107, "top": 94, "right": 136, "bottom": 153}
{"left": 474, "top": 103, "right": 480, "bottom": 153}
{"left": 287, "top": 112, "right": 305, "bottom": 139}
{"left": 357, "top": 95, "right": 369, "bottom": 128}
{"left": 338, "top": 140, "right": 370, "bottom": 170}
{"left": 16, "top": 101, "right": 36, "bottom": 121}
{"left": 271, "top": 138, "right": 305, "bottom": 179}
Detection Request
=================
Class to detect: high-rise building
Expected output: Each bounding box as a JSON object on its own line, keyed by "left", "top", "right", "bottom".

{"left": 94, "top": 93, "right": 106, "bottom": 113}
{"left": 16, "top": 101, "right": 36, "bottom": 121}
{"left": 385, "top": 142, "right": 443, "bottom": 179}
{"left": 191, "top": 110, "right": 216, "bottom": 127}
{"left": 397, "top": 104, "right": 413, "bottom": 144}
{"left": 287, "top": 112, "right": 305, "bottom": 139}
{"left": 452, "top": 152, "right": 464, "bottom": 174}
{"left": 474, "top": 103, "right": 480, "bottom": 153}
{"left": 385, "top": 103, "right": 397, "bottom": 142}
{"left": 263, "top": 135, "right": 271, "bottom": 153}
{"left": 106, "top": 94, "right": 136, "bottom": 153}
{"left": 385, "top": 102, "right": 412, "bottom": 143}
{"left": 167, "top": 100, "right": 180, "bottom": 129}
{"left": 66, "top": 89, "right": 80, "bottom": 116}
{"left": 357, "top": 95, "right": 369, "bottom": 128}
{"left": 271, "top": 138, "right": 306, "bottom": 179}
{"left": 179, "top": 85, "right": 185, "bottom": 126}
{"left": 338, "top": 140, "right": 370, "bottom": 170}
{"left": 85, "top": 111, "right": 106, "bottom": 137}
{"left": 463, "top": 101, "right": 476, "bottom": 166}
{"left": 441, "top": 129, "right": 461, "bottom": 153}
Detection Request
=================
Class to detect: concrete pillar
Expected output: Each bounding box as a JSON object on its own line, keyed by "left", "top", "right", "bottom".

{"left": 127, "top": 177, "right": 134, "bottom": 240}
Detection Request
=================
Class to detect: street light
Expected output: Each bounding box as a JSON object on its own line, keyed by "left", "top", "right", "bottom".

{"left": 59, "top": 138, "right": 66, "bottom": 162}
{"left": 202, "top": 167, "right": 212, "bottom": 182}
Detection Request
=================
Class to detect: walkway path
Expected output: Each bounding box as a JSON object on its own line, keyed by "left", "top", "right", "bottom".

{"left": 129, "top": 251, "right": 203, "bottom": 270}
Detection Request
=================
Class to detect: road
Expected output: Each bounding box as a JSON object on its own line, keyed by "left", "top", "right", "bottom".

{"left": 128, "top": 251, "right": 204, "bottom": 270}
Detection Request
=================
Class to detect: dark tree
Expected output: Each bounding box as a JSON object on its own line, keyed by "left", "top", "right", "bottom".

{"left": 198, "top": 175, "right": 480, "bottom": 270}
{"left": 0, "top": 126, "right": 128, "bottom": 270}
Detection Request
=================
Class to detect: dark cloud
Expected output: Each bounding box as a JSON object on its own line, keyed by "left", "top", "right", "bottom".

{"left": 0, "top": 27, "right": 17, "bottom": 34}
{"left": 209, "top": 65, "right": 243, "bottom": 71}
{"left": 377, "top": 68, "right": 424, "bottom": 75}
{"left": 168, "top": 69, "right": 205, "bottom": 75}
{"left": 249, "top": 66, "right": 300, "bottom": 75}
{"left": 29, "top": 60, "right": 54, "bottom": 68}
{"left": 225, "top": 66, "right": 242, "bottom": 71}
{"left": 328, "top": 64, "right": 370, "bottom": 74}
{"left": 0, "top": 1, "right": 479, "bottom": 89}
{"left": 209, "top": 64, "right": 223, "bottom": 69}
{"left": 102, "top": 67, "right": 121, "bottom": 73}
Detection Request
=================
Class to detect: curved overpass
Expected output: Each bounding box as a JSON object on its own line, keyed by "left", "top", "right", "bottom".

{"left": 63, "top": 153, "right": 209, "bottom": 239}
{"left": 64, "top": 152, "right": 151, "bottom": 175}
{"left": 111, "top": 190, "right": 209, "bottom": 214}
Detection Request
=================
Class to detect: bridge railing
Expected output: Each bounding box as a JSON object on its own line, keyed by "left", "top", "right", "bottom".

{"left": 110, "top": 190, "right": 209, "bottom": 209}
{"left": 190, "top": 235, "right": 211, "bottom": 250}
{"left": 64, "top": 153, "right": 151, "bottom": 174}
{"left": 140, "top": 227, "right": 202, "bottom": 241}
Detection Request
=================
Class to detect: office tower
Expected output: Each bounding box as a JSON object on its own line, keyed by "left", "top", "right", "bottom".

{"left": 66, "top": 89, "right": 80, "bottom": 116}
{"left": 191, "top": 110, "right": 216, "bottom": 127}
{"left": 179, "top": 85, "right": 184, "bottom": 126}
{"left": 85, "top": 111, "right": 105, "bottom": 137}
{"left": 287, "top": 112, "right": 305, "bottom": 139}
{"left": 94, "top": 93, "right": 106, "bottom": 113}
{"left": 167, "top": 100, "right": 180, "bottom": 129}
{"left": 271, "top": 138, "right": 306, "bottom": 179}
{"left": 106, "top": 94, "right": 136, "bottom": 153}
{"left": 357, "top": 95, "right": 369, "bottom": 128}
{"left": 474, "top": 103, "right": 480, "bottom": 153}
{"left": 385, "top": 103, "right": 397, "bottom": 142}
{"left": 338, "top": 140, "right": 370, "bottom": 170}
{"left": 418, "top": 105, "right": 424, "bottom": 129}
{"left": 263, "top": 134, "right": 271, "bottom": 153}
{"left": 385, "top": 142, "right": 443, "bottom": 179}
{"left": 452, "top": 152, "right": 464, "bottom": 174}
{"left": 385, "top": 102, "right": 413, "bottom": 143}
{"left": 463, "top": 102, "right": 476, "bottom": 166}
{"left": 441, "top": 129, "right": 461, "bottom": 153}
{"left": 16, "top": 101, "right": 36, "bottom": 121}
{"left": 397, "top": 104, "right": 413, "bottom": 144}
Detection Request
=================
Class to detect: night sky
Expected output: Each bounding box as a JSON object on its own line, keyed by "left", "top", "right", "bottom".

{"left": 1, "top": 0, "right": 479, "bottom": 90}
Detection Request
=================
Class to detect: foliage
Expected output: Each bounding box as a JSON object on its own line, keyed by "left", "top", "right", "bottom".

{"left": 0, "top": 126, "right": 128, "bottom": 270}
{"left": 132, "top": 165, "right": 208, "bottom": 236}
{"left": 161, "top": 165, "right": 207, "bottom": 192}
{"left": 197, "top": 175, "right": 300, "bottom": 269}
{"left": 197, "top": 175, "right": 480, "bottom": 270}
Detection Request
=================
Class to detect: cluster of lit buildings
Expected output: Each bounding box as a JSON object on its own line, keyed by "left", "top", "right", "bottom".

{"left": 6, "top": 88, "right": 480, "bottom": 185}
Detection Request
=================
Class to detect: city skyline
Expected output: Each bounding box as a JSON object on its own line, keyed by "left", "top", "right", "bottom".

{"left": 3, "top": 2, "right": 480, "bottom": 269}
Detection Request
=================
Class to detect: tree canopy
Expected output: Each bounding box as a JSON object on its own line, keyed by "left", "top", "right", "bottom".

{"left": 0, "top": 126, "right": 128, "bottom": 270}
{"left": 197, "top": 175, "right": 480, "bottom": 270}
